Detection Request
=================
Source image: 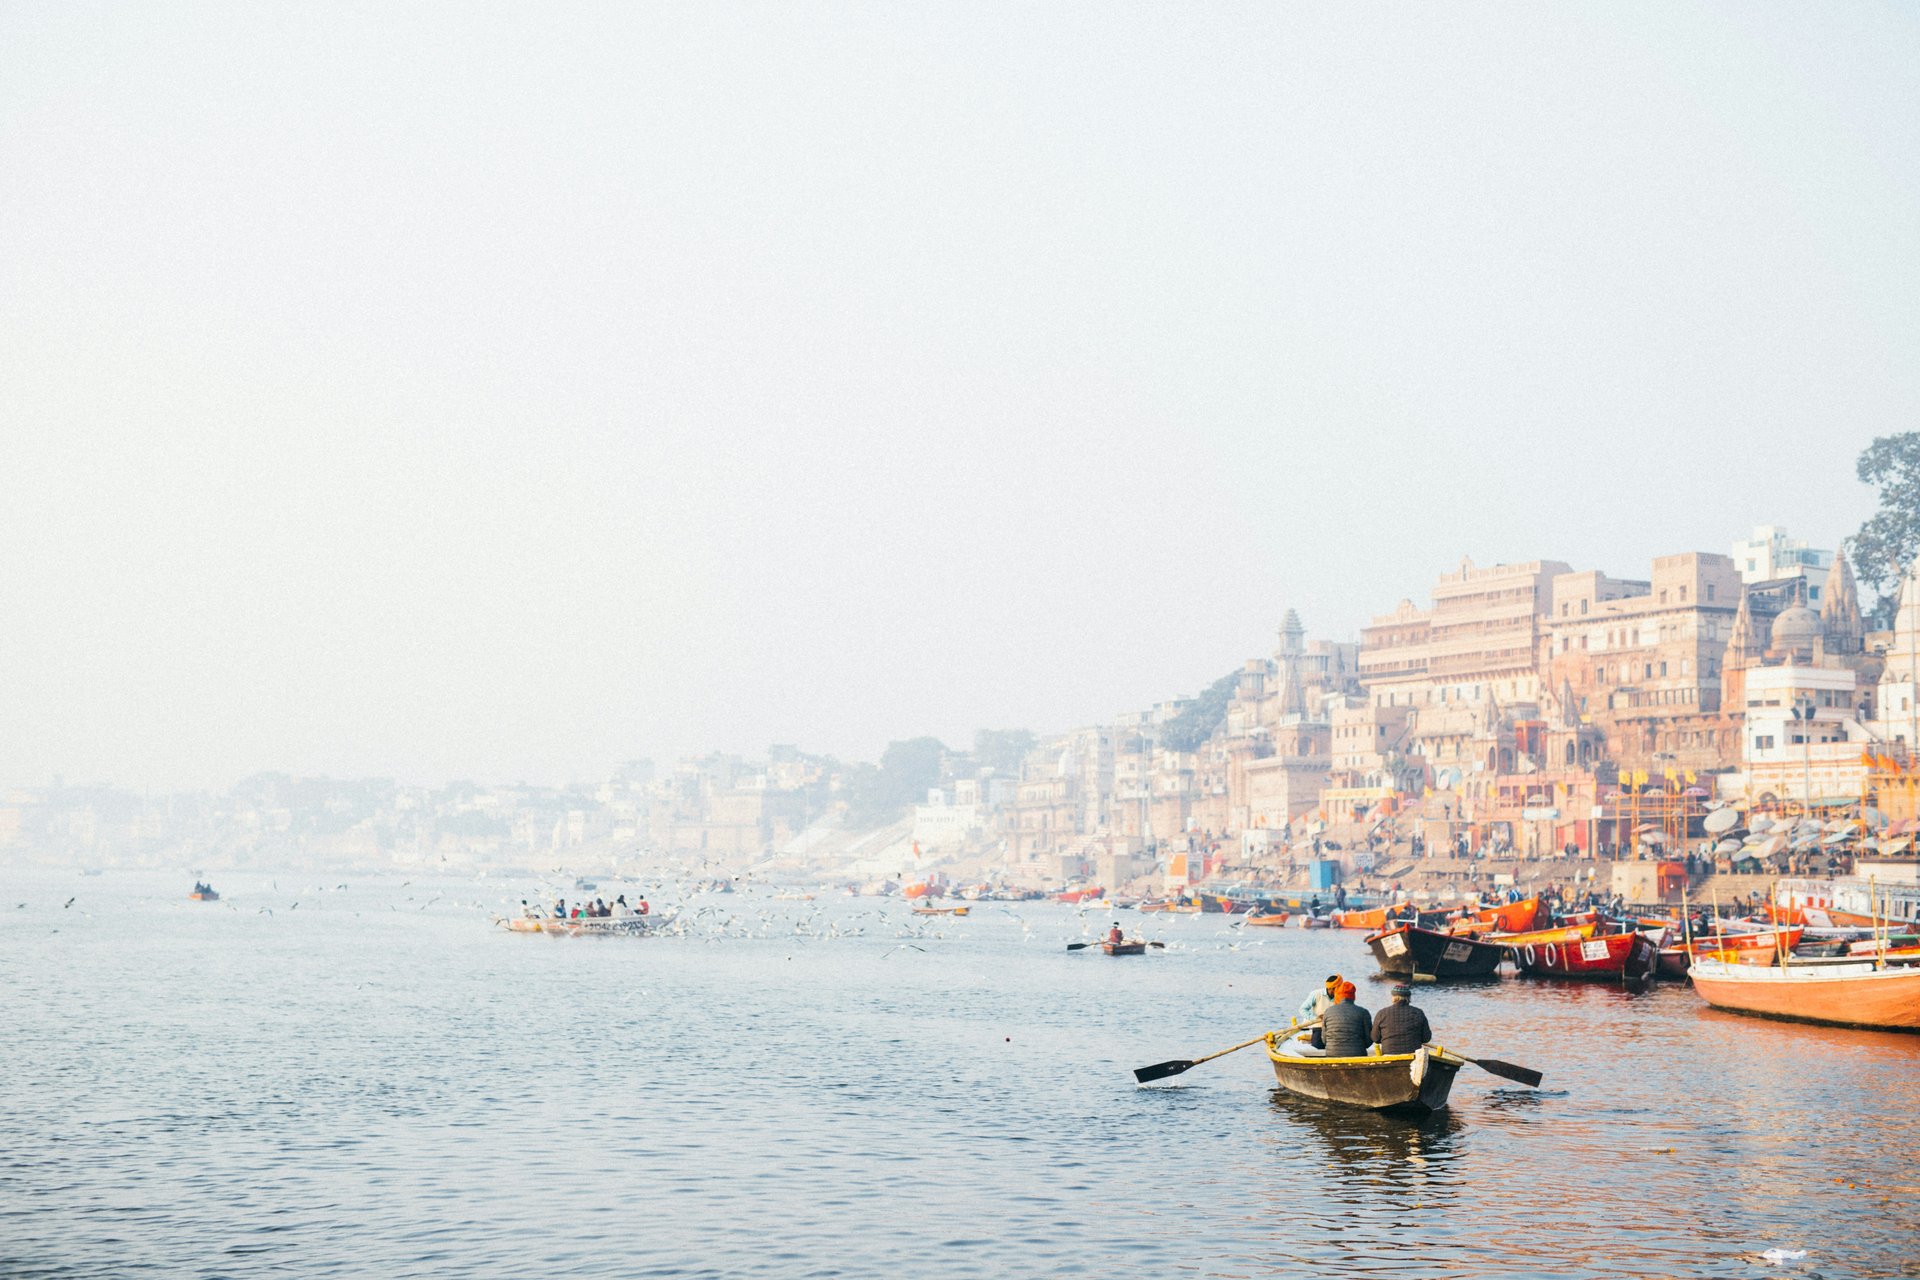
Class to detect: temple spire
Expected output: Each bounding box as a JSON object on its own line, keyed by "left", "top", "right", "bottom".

{"left": 1822, "top": 547, "right": 1862, "bottom": 655}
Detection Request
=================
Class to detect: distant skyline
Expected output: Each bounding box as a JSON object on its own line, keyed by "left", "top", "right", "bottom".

{"left": 3, "top": 4, "right": 1915, "bottom": 791}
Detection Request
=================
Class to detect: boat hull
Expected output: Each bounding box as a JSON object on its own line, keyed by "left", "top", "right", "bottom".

{"left": 500, "top": 915, "right": 664, "bottom": 937}
{"left": 1366, "top": 924, "right": 1505, "bottom": 980}
{"left": 1244, "top": 912, "right": 1291, "bottom": 927}
{"left": 1690, "top": 959, "right": 1920, "bottom": 1031}
{"left": 1266, "top": 1035, "right": 1464, "bottom": 1115}
{"left": 1101, "top": 941, "right": 1147, "bottom": 956}
{"left": 1514, "top": 931, "right": 1659, "bottom": 987}
{"left": 1470, "top": 899, "right": 1544, "bottom": 933}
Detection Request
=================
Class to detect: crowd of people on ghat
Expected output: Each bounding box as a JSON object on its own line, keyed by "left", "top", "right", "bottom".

{"left": 1293, "top": 972, "right": 1433, "bottom": 1057}
{"left": 521, "top": 894, "right": 649, "bottom": 920}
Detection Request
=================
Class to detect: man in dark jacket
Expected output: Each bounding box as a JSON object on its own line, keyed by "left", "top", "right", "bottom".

{"left": 1372, "top": 983, "right": 1432, "bottom": 1055}
{"left": 1320, "top": 981, "right": 1372, "bottom": 1058}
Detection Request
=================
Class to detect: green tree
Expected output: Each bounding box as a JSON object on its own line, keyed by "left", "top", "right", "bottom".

{"left": 844, "top": 736, "right": 949, "bottom": 828}
{"left": 1850, "top": 432, "right": 1920, "bottom": 625}
{"left": 971, "top": 728, "right": 1035, "bottom": 775}
{"left": 1160, "top": 669, "right": 1241, "bottom": 753}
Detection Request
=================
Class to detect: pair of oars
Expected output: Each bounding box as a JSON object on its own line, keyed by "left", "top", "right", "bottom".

{"left": 1132, "top": 1024, "right": 1544, "bottom": 1088}
{"left": 1065, "top": 940, "right": 1165, "bottom": 951}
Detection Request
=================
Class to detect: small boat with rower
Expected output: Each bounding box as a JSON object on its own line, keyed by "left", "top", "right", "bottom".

{"left": 912, "top": 905, "right": 970, "bottom": 916}
{"left": 1265, "top": 1030, "right": 1466, "bottom": 1116}
{"left": 1102, "top": 939, "right": 1148, "bottom": 956}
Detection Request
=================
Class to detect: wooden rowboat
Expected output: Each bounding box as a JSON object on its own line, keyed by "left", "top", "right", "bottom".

{"left": 1266, "top": 1032, "right": 1465, "bottom": 1115}
{"left": 495, "top": 914, "right": 666, "bottom": 937}
{"left": 1513, "top": 930, "right": 1659, "bottom": 988}
{"left": 1489, "top": 922, "right": 1597, "bottom": 950}
{"left": 1332, "top": 905, "right": 1390, "bottom": 930}
{"left": 1466, "top": 898, "right": 1544, "bottom": 933}
{"left": 1244, "top": 911, "right": 1291, "bottom": 927}
{"left": 1102, "top": 940, "right": 1147, "bottom": 956}
{"left": 189, "top": 890, "right": 220, "bottom": 902}
{"left": 1366, "top": 924, "right": 1505, "bottom": 981}
{"left": 912, "top": 905, "right": 970, "bottom": 916}
{"left": 1690, "top": 957, "right": 1920, "bottom": 1031}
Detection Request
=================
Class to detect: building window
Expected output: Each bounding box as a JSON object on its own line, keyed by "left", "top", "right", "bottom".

{"left": 1707, "top": 584, "right": 1716, "bottom": 601}
{"left": 1680, "top": 585, "right": 1688, "bottom": 601}
{"left": 1580, "top": 600, "right": 1588, "bottom": 615}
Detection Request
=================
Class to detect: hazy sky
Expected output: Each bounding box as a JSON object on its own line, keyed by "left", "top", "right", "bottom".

{"left": 4, "top": 4, "right": 1917, "bottom": 791}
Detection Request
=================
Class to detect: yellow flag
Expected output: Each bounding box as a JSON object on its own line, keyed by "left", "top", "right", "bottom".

{"left": 1634, "top": 769, "right": 1649, "bottom": 787}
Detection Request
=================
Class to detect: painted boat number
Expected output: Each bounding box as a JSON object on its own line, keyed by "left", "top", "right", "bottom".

{"left": 1580, "top": 940, "right": 1611, "bottom": 962}
{"left": 1442, "top": 942, "right": 1472, "bottom": 962}
{"left": 1381, "top": 933, "right": 1408, "bottom": 956}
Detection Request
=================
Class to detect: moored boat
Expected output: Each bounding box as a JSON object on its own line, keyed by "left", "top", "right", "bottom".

{"left": 1514, "top": 929, "right": 1659, "bottom": 988}
{"left": 1244, "top": 911, "right": 1291, "bottom": 927}
{"left": 1138, "top": 898, "right": 1200, "bottom": 914}
{"left": 912, "top": 905, "right": 970, "bottom": 916}
{"left": 1689, "top": 957, "right": 1920, "bottom": 1031}
{"left": 1366, "top": 924, "right": 1505, "bottom": 981}
{"left": 1265, "top": 1031, "right": 1465, "bottom": 1115}
{"left": 1489, "top": 921, "right": 1597, "bottom": 951}
{"left": 1467, "top": 898, "right": 1544, "bottom": 933}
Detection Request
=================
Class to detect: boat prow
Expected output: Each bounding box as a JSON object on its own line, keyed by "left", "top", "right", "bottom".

{"left": 1266, "top": 1033, "right": 1464, "bottom": 1116}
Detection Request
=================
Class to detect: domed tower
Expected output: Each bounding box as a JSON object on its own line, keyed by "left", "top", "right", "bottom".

{"left": 1822, "top": 547, "right": 1863, "bottom": 656}
{"left": 1279, "top": 608, "right": 1304, "bottom": 657}
{"left": 1768, "top": 582, "right": 1824, "bottom": 665}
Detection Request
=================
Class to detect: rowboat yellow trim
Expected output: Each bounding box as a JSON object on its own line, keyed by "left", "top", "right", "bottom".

{"left": 1264, "top": 1031, "right": 1465, "bottom": 1070}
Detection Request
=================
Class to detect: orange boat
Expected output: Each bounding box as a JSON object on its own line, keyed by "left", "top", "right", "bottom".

{"left": 1244, "top": 911, "right": 1291, "bottom": 927}
{"left": 903, "top": 882, "right": 935, "bottom": 900}
{"left": 1690, "top": 958, "right": 1920, "bottom": 1030}
{"left": 1469, "top": 899, "right": 1544, "bottom": 933}
{"left": 1333, "top": 905, "right": 1391, "bottom": 930}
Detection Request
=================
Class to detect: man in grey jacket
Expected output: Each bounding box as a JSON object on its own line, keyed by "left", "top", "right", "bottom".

{"left": 1320, "top": 981, "right": 1373, "bottom": 1058}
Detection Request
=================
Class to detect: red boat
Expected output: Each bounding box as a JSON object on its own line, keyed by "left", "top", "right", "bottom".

{"left": 1053, "top": 887, "right": 1106, "bottom": 904}
{"left": 1658, "top": 927, "right": 1804, "bottom": 977}
{"left": 1513, "top": 929, "right": 1660, "bottom": 988}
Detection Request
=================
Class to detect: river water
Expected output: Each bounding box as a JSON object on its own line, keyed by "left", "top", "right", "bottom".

{"left": 4, "top": 868, "right": 1916, "bottom": 1279}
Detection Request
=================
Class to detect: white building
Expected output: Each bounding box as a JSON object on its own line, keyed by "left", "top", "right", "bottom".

{"left": 1741, "top": 661, "right": 1866, "bottom": 803}
{"left": 1873, "top": 559, "right": 1920, "bottom": 751}
{"left": 1732, "top": 525, "right": 1834, "bottom": 604}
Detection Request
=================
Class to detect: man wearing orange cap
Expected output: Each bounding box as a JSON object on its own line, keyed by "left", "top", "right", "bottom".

{"left": 1320, "top": 980, "right": 1373, "bottom": 1058}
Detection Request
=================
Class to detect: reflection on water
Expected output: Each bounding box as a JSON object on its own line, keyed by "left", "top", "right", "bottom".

{"left": 3, "top": 868, "right": 1918, "bottom": 1279}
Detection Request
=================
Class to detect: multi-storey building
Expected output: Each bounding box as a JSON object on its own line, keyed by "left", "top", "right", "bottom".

{"left": 1542, "top": 552, "right": 1744, "bottom": 771}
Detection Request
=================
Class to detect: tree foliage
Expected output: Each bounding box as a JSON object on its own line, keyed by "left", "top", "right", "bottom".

{"left": 1159, "top": 669, "right": 1241, "bottom": 754}
{"left": 844, "top": 736, "right": 949, "bottom": 828}
{"left": 1850, "top": 432, "right": 1920, "bottom": 625}
{"left": 971, "top": 728, "right": 1035, "bottom": 775}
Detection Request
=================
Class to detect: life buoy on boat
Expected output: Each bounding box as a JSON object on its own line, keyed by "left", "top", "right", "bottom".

{"left": 1522, "top": 944, "right": 1537, "bottom": 967}
{"left": 1543, "top": 943, "right": 1560, "bottom": 968}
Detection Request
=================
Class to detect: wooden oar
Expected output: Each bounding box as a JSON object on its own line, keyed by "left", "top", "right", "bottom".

{"left": 1133, "top": 1030, "right": 1283, "bottom": 1084}
{"left": 1446, "top": 1050, "right": 1543, "bottom": 1088}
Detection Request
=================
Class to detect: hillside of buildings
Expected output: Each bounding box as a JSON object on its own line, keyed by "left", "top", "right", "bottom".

{"left": 8, "top": 522, "right": 1920, "bottom": 892}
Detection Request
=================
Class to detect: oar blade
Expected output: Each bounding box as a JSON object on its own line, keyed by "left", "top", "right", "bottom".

{"left": 1132, "top": 1058, "right": 1194, "bottom": 1084}
{"left": 1065, "top": 942, "right": 1091, "bottom": 951}
{"left": 1472, "top": 1057, "right": 1543, "bottom": 1088}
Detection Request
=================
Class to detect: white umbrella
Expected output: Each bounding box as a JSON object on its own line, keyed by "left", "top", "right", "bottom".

{"left": 1704, "top": 808, "right": 1740, "bottom": 835}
